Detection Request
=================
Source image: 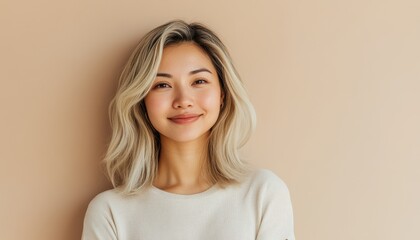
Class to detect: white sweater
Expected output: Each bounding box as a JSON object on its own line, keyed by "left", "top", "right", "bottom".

{"left": 81, "top": 169, "right": 295, "bottom": 240}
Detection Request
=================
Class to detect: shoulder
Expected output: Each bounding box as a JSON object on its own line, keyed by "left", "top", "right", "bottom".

{"left": 249, "top": 169, "right": 295, "bottom": 239}
{"left": 82, "top": 189, "right": 125, "bottom": 239}
{"left": 88, "top": 188, "right": 120, "bottom": 205}
{"left": 245, "top": 168, "right": 292, "bottom": 201}
{"left": 84, "top": 188, "right": 125, "bottom": 215}
{"left": 249, "top": 168, "right": 290, "bottom": 191}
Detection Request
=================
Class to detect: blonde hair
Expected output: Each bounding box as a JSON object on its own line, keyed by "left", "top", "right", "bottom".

{"left": 104, "top": 20, "right": 256, "bottom": 195}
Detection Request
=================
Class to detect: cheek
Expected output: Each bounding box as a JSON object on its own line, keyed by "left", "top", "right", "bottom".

{"left": 199, "top": 89, "right": 221, "bottom": 111}
{"left": 144, "top": 94, "right": 167, "bottom": 120}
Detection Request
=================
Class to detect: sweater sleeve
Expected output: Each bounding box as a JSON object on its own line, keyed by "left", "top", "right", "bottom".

{"left": 256, "top": 171, "right": 295, "bottom": 240}
{"left": 81, "top": 192, "right": 118, "bottom": 240}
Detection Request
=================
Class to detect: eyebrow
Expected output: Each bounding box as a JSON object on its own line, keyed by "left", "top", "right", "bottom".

{"left": 156, "top": 68, "right": 212, "bottom": 78}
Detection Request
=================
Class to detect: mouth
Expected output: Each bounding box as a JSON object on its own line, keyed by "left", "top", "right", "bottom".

{"left": 168, "top": 114, "right": 203, "bottom": 124}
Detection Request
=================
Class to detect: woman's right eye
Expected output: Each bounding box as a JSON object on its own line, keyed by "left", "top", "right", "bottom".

{"left": 154, "top": 83, "right": 170, "bottom": 89}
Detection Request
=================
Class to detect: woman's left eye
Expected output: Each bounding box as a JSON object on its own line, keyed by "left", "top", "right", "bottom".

{"left": 194, "top": 79, "right": 207, "bottom": 85}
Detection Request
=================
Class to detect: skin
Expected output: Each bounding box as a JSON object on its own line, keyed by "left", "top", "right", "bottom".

{"left": 144, "top": 42, "right": 223, "bottom": 194}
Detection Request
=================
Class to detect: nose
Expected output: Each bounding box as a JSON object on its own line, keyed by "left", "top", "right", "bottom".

{"left": 172, "top": 87, "right": 194, "bottom": 109}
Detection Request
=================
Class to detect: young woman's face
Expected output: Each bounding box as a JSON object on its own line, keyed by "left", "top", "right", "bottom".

{"left": 144, "top": 42, "right": 223, "bottom": 144}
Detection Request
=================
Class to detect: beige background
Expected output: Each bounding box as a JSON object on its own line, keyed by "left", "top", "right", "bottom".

{"left": 1, "top": 0, "right": 419, "bottom": 239}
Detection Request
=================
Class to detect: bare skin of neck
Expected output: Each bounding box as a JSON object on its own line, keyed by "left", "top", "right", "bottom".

{"left": 153, "top": 133, "right": 213, "bottom": 194}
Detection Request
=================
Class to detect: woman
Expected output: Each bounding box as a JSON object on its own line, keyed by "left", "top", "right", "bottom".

{"left": 82, "top": 20, "right": 295, "bottom": 240}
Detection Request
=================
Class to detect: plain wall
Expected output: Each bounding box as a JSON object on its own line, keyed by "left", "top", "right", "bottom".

{"left": 1, "top": 0, "right": 419, "bottom": 239}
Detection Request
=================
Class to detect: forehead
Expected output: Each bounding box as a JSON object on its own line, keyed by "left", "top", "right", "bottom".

{"left": 158, "top": 42, "right": 216, "bottom": 74}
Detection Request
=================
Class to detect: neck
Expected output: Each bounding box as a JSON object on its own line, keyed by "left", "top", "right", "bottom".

{"left": 153, "top": 133, "right": 212, "bottom": 191}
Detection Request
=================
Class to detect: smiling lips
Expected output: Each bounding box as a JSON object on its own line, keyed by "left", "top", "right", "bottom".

{"left": 168, "top": 114, "right": 202, "bottom": 124}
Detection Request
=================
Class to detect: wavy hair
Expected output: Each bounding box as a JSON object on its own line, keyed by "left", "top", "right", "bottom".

{"left": 104, "top": 20, "right": 256, "bottom": 195}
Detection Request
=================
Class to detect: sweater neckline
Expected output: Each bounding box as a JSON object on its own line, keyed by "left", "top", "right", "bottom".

{"left": 149, "top": 183, "right": 220, "bottom": 199}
